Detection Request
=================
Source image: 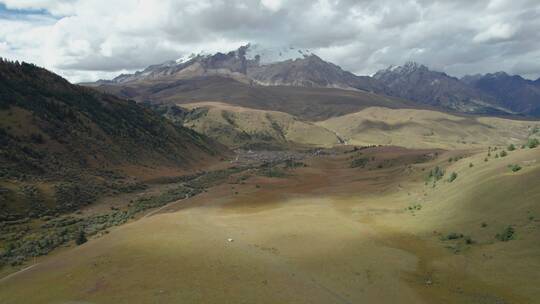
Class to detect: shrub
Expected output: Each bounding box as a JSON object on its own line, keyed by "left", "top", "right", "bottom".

{"left": 428, "top": 166, "right": 445, "bottom": 181}
{"left": 508, "top": 164, "right": 522, "bottom": 172}
{"left": 495, "top": 226, "right": 515, "bottom": 241}
{"left": 30, "top": 133, "right": 44, "bottom": 144}
{"left": 445, "top": 232, "right": 463, "bottom": 240}
{"left": 448, "top": 172, "right": 458, "bottom": 182}
{"left": 350, "top": 158, "right": 369, "bottom": 168}
{"left": 406, "top": 204, "right": 422, "bottom": 211}
{"left": 481, "top": 222, "right": 487, "bottom": 228}
{"left": 527, "top": 138, "right": 539, "bottom": 149}
{"left": 500, "top": 150, "right": 507, "bottom": 157}
{"left": 507, "top": 144, "right": 516, "bottom": 151}
{"left": 469, "top": 163, "right": 474, "bottom": 168}
{"left": 75, "top": 230, "right": 87, "bottom": 245}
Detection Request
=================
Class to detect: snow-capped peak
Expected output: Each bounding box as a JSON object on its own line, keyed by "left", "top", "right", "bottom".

{"left": 245, "top": 44, "right": 312, "bottom": 64}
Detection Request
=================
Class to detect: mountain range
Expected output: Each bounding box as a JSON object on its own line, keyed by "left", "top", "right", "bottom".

{"left": 85, "top": 44, "right": 540, "bottom": 117}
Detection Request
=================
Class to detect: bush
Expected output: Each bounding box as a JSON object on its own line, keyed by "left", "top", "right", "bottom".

{"left": 428, "top": 166, "right": 445, "bottom": 181}
{"left": 495, "top": 226, "right": 515, "bottom": 241}
{"left": 527, "top": 138, "right": 539, "bottom": 149}
{"left": 448, "top": 172, "right": 458, "bottom": 182}
{"left": 75, "top": 230, "right": 87, "bottom": 245}
{"left": 350, "top": 158, "right": 369, "bottom": 168}
{"left": 507, "top": 144, "right": 516, "bottom": 151}
{"left": 500, "top": 150, "right": 507, "bottom": 157}
{"left": 445, "top": 232, "right": 463, "bottom": 240}
{"left": 30, "top": 133, "right": 44, "bottom": 144}
{"left": 508, "top": 164, "right": 522, "bottom": 172}
{"left": 469, "top": 163, "right": 474, "bottom": 168}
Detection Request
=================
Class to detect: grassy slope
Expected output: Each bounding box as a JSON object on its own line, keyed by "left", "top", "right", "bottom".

{"left": 318, "top": 106, "right": 539, "bottom": 149}
{"left": 391, "top": 146, "right": 540, "bottom": 300}
{"left": 2, "top": 146, "right": 539, "bottom": 303}
{"left": 180, "top": 102, "right": 341, "bottom": 149}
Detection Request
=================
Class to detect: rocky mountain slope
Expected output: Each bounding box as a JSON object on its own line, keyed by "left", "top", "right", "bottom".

{"left": 88, "top": 44, "right": 388, "bottom": 94}
{"left": 462, "top": 72, "right": 540, "bottom": 116}
{"left": 96, "top": 76, "right": 414, "bottom": 121}
{"left": 373, "top": 62, "right": 510, "bottom": 115}
{"left": 84, "top": 45, "right": 540, "bottom": 117}
{"left": 246, "top": 54, "right": 387, "bottom": 93}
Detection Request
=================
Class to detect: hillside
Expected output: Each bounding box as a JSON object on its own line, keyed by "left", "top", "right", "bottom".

{"left": 318, "top": 107, "right": 539, "bottom": 149}
{"left": 373, "top": 62, "right": 510, "bottom": 115}
{"left": 0, "top": 60, "right": 227, "bottom": 219}
{"left": 2, "top": 145, "right": 539, "bottom": 303}
{"left": 97, "top": 76, "right": 414, "bottom": 120}
{"left": 168, "top": 102, "right": 342, "bottom": 149}
{"left": 246, "top": 54, "right": 388, "bottom": 93}
{"left": 462, "top": 72, "right": 540, "bottom": 116}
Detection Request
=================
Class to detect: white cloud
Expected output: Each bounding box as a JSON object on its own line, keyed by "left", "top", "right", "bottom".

{"left": 0, "top": 0, "right": 539, "bottom": 82}
{"left": 473, "top": 23, "right": 517, "bottom": 43}
{"left": 260, "top": 0, "right": 282, "bottom": 12}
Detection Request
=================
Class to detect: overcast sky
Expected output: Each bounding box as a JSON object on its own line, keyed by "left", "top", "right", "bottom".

{"left": 1, "top": 0, "right": 539, "bottom": 82}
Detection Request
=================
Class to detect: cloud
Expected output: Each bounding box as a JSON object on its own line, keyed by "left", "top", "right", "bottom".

{"left": 0, "top": 0, "right": 539, "bottom": 82}
{"left": 260, "top": 0, "right": 282, "bottom": 12}
{"left": 473, "top": 23, "right": 517, "bottom": 43}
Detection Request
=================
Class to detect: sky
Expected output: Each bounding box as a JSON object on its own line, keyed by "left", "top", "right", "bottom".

{"left": 1, "top": 0, "right": 539, "bottom": 83}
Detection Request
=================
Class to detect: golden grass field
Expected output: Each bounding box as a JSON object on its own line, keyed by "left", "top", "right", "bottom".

{"left": 319, "top": 107, "right": 539, "bottom": 149}
{"left": 181, "top": 101, "right": 341, "bottom": 148}
{"left": 178, "top": 102, "right": 539, "bottom": 150}
{"left": 1, "top": 144, "right": 539, "bottom": 303}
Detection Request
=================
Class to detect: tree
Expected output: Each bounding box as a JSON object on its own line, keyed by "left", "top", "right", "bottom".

{"left": 75, "top": 230, "right": 87, "bottom": 245}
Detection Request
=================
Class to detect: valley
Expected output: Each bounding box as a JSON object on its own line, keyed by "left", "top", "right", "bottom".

{"left": 1, "top": 145, "right": 539, "bottom": 303}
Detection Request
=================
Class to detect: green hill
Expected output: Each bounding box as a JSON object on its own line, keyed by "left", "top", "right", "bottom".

{"left": 0, "top": 60, "right": 227, "bottom": 219}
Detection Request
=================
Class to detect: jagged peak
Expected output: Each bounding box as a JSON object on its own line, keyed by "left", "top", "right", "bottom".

{"left": 401, "top": 61, "right": 429, "bottom": 72}
{"left": 374, "top": 61, "right": 429, "bottom": 78}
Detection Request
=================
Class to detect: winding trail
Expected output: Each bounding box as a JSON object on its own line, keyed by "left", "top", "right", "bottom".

{"left": 0, "top": 263, "right": 39, "bottom": 283}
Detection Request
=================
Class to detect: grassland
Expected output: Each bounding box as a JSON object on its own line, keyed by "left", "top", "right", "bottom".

{"left": 179, "top": 102, "right": 342, "bottom": 149}
{"left": 1, "top": 144, "right": 539, "bottom": 303}
{"left": 318, "top": 106, "right": 539, "bottom": 149}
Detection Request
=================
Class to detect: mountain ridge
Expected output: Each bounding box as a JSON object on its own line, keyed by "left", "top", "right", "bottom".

{"left": 83, "top": 45, "right": 538, "bottom": 117}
